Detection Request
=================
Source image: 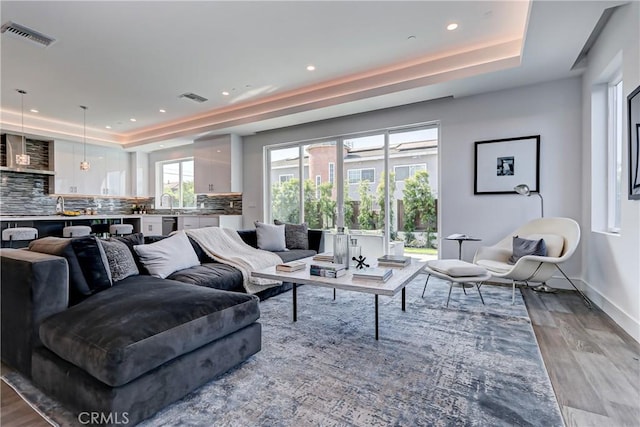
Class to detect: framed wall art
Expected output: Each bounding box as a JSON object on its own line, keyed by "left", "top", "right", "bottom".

{"left": 474, "top": 135, "right": 540, "bottom": 194}
{"left": 628, "top": 84, "right": 640, "bottom": 200}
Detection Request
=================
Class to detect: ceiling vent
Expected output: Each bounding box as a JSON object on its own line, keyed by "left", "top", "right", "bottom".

{"left": 1, "top": 21, "right": 56, "bottom": 47}
{"left": 179, "top": 92, "right": 208, "bottom": 103}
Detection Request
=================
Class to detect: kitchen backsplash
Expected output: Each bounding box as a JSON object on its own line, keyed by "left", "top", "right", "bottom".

{"left": 0, "top": 171, "right": 242, "bottom": 216}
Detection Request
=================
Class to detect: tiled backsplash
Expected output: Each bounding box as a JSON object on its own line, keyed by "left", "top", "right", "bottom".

{"left": 0, "top": 171, "right": 243, "bottom": 216}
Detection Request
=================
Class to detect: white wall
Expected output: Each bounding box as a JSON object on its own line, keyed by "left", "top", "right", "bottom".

{"left": 581, "top": 2, "right": 640, "bottom": 342}
{"left": 244, "top": 77, "right": 583, "bottom": 278}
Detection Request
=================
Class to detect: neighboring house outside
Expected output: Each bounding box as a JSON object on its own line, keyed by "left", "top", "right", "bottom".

{"left": 269, "top": 140, "right": 438, "bottom": 229}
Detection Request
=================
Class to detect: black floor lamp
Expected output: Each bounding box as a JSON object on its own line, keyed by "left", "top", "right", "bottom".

{"left": 513, "top": 184, "right": 556, "bottom": 293}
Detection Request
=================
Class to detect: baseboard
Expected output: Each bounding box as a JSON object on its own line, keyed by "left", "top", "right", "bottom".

{"left": 579, "top": 278, "right": 640, "bottom": 344}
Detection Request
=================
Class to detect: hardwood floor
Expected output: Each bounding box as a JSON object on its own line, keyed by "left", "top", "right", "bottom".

{"left": 1, "top": 287, "right": 638, "bottom": 427}
{"left": 522, "top": 287, "right": 640, "bottom": 427}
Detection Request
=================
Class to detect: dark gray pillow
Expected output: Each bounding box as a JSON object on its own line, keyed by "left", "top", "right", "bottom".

{"left": 29, "top": 237, "right": 90, "bottom": 305}
{"left": 100, "top": 239, "right": 139, "bottom": 282}
{"left": 274, "top": 220, "right": 309, "bottom": 250}
{"left": 508, "top": 235, "right": 547, "bottom": 264}
{"left": 70, "top": 236, "right": 113, "bottom": 293}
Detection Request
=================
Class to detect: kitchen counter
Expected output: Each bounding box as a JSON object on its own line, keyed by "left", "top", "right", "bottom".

{"left": 1, "top": 214, "right": 145, "bottom": 221}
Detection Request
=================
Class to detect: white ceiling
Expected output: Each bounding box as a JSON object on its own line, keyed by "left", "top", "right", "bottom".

{"left": 0, "top": 1, "right": 621, "bottom": 152}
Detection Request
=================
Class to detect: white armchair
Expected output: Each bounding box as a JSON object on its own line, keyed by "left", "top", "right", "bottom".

{"left": 473, "top": 217, "right": 591, "bottom": 306}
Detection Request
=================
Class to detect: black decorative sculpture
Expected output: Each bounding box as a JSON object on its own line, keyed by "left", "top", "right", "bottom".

{"left": 352, "top": 255, "right": 369, "bottom": 270}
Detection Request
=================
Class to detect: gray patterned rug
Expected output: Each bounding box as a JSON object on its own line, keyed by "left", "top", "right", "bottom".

{"left": 3, "top": 275, "right": 564, "bottom": 426}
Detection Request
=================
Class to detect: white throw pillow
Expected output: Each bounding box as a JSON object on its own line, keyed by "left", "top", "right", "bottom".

{"left": 133, "top": 231, "right": 200, "bottom": 278}
{"left": 255, "top": 221, "right": 287, "bottom": 251}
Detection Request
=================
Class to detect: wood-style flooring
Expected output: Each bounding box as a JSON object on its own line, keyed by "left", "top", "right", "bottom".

{"left": 522, "top": 287, "right": 640, "bottom": 427}
{"left": 1, "top": 287, "right": 639, "bottom": 427}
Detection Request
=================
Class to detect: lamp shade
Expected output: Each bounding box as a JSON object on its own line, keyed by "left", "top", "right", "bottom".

{"left": 514, "top": 184, "right": 531, "bottom": 196}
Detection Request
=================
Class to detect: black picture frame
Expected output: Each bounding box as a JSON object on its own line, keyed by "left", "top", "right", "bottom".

{"left": 474, "top": 135, "right": 540, "bottom": 195}
{"left": 628, "top": 85, "right": 640, "bottom": 200}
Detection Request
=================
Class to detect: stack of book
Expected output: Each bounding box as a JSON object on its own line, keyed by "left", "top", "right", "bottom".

{"left": 310, "top": 262, "right": 346, "bottom": 278}
{"left": 352, "top": 267, "right": 393, "bottom": 282}
{"left": 275, "top": 260, "right": 306, "bottom": 272}
{"left": 377, "top": 254, "right": 411, "bottom": 268}
{"left": 312, "top": 253, "right": 334, "bottom": 262}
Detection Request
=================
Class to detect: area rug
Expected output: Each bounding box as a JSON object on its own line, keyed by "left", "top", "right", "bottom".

{"left": 3, "top": 275, "right": 564, "bottom": 426}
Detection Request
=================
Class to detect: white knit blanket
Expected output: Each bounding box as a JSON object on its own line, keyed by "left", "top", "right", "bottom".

{"left": 185, "top": 227, "right": 282, "bottom": 294}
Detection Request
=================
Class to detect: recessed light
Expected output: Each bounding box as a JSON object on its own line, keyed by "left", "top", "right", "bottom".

{"left": 105, "top": 125, "right": 112, "bottom": 129}
{"left": 30, "top": 109, "right": 39, "bottom": 113}
{"left": 222, "top": 91, "right": 230, "bottom": 96}
{"left": 159, "top": 109, "right": 166, "bottom": 113}
{"left": 447, "top": 23, "right": 458, "bottom": 31}
{"left": 407, "top": 35, "right": 416, "bottom": 40}
{"left": 130, "top": 118, "right": 137, "bottom": 122}
{"left": 159, "top": 144, "right": 165, "bottom": 148}
{"left": 306, "top": 65, "right": 316, "bottom": 71}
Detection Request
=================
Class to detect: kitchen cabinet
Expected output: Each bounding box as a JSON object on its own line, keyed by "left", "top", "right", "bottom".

{"left": 219, "top": 215, "right": 242, "bottom": 230}
{"left": 54, "top": 140, "right": 129, "bottom": 196}
{"left": 194, "top": 134, "right": 242, "bottom": 194}
{"left": 140, "top": 216, "right": 163, "bottom": 236}
{"left": 177, "top": 216, "right": 219, "bottom": 230}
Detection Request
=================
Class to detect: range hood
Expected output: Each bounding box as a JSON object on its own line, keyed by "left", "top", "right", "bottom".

{"left": 1, "top": 134, "right": 55, "bottom": 175}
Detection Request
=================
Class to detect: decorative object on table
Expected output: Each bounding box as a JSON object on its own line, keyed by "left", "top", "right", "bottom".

{"left": 351, "top": 267, "right": 392, "bottom": 282}
{"left": 349, "top": 238, "right": 361, "bottom": 267}
{"left": 79, "top": 105, "right": 90, "bottom": 171}
{"left": 514, "top": 183, "right": 544, "bottom": 217}
{"left": 474, "top": 135, "right": 540, "bottom": 194}
{"left": 445, "top": 234, "right": 482, "bottom": 260}
{"left": 275, "top": 260, "right": 306, "bottom": 272}
{"left": 333, "top": 227, "right": 350, "bottom": 269}
{"left": 352, "top": 255, "right": 369, "bottom": 270}
{"left": 377, "top": 254, "right": 411, "bottom": 267}
{"left": 15, "top": 89, "right": 30, "bottom": 166}
{"left": 628, "top": 84, "right": 640, "bottom": 200}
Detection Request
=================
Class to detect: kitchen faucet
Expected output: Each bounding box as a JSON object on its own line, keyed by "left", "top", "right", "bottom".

{"left": 160, "top": 193, "right": 174, "bottom": 215}
{"left": 55, "top": 195, "right": 65, "bottom": 214}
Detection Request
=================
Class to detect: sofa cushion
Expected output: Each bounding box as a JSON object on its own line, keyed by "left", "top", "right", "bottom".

{"left": 99, "top": 239, "right": 139, "bottom": 282}
{"left": 255, "top": 221, "right": 286, "bottom": 251}
{"left": 134, "top": 231, "right": 200, "bottom": 279}
{"left": 39, "top": 276, "right": 260, "bottom": 387}
{"left": 274, "top": 220, "right": 309, "bottom": 250}
{"left": 475, "top": 259, "right": 512, "bottom": 274}
{"left": 28, "top": 237, "right": 90, "bottom": 305}
{"left": 167, "top": 263, "right": 244, "bottom": 293}
{"left": 70, "top": 236, "right": 113, "bottom": 292}
{"left": 111, "top": 232, "right": 147, "bottom": 273}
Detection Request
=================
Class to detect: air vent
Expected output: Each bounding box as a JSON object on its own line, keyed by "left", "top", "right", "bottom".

{"left": 179, "top": 92, "right": 208, "bottom": 103}
{"left": 1, "top": 21, "right": 56, "bottom": 47}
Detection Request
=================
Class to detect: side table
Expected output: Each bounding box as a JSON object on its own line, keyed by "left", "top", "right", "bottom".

{"left": 445, "top": 234, "right": 482, "bottom": 260}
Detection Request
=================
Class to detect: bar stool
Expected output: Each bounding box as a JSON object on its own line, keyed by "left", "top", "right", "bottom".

{"left": 63, "top": 225, "right": 92, "bottom": 238}
{"left": 2, "top": 227, "right": 38, "bottom": 248}
{"left": 109, "top": 224, "right": 134, "bottom": 236}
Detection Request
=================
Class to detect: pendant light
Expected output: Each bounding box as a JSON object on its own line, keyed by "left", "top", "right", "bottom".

{"left": 15, "top": 89, "right": 30, "bottom": 166}
{"left": 79, "top": 105, "right": 90, "bottom": 171}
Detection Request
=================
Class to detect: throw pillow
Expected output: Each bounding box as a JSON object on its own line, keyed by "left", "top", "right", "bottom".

{"left": 254, "top": 221, "right": 286, "bottom": 252}
{"left": 99, "top": 239, "right": 139, "bottom": 282}
{"left": 133, "top": 231, "right": 200, "bottom": 279}
{"left": 70, "top": 236, "right": 113, "bottom": 293}
{"left": 28, "top": 237, "right": 92, "bottom": 305}
{"left": 274, "top": 220, "right": 309, "bottom": 250}
{"left": 508, "top": 235, "right": 548, "bottom": 264}
{"left": 111, "top": 232, "right": 147, "bottom": 273}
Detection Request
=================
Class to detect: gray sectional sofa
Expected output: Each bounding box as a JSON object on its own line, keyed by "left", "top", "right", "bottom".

{"left": 0, "top": 228, "right": 322, "bottom": 425}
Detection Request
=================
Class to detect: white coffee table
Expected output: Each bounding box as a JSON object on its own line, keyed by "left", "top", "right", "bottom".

{"left": 251, "top": 257, "right": 426, "bottom": 340}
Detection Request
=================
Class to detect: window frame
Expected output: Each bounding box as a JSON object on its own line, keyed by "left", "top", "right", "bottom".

{"left": 156, "top": 158, "right": 195, "bottom": 209}
{"left": 278, "top": 173, "right": 294, "bottom": 183}
{"left": 347, "top": 168, "right": 376, "bottom": 185}
{"left": 607, "top": 76, "right": 623, "bottom": 233}
{"left": 393, "top": 163, "right": 427, "bottom": 182}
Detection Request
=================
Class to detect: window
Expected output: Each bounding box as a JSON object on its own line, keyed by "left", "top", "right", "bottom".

{"left": 279, "top": 174, "right": 294, "bottom": 183}
{"left": 607, "top": 78, "right": 623, "bottom": 232}
{"left": 328, "top": 162, "right": 335, "bottom": 185}
{"left": 394, "top": 164, "right": 427, "bottom": 181}
{"left": 158, "top": 159, "right": 195, "bottom": 208}
{"left": 348, "top": 168, "right": 375, "bottom": 184}
{"left": 315, "top": 175, "right": 321, "bottom": 198}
